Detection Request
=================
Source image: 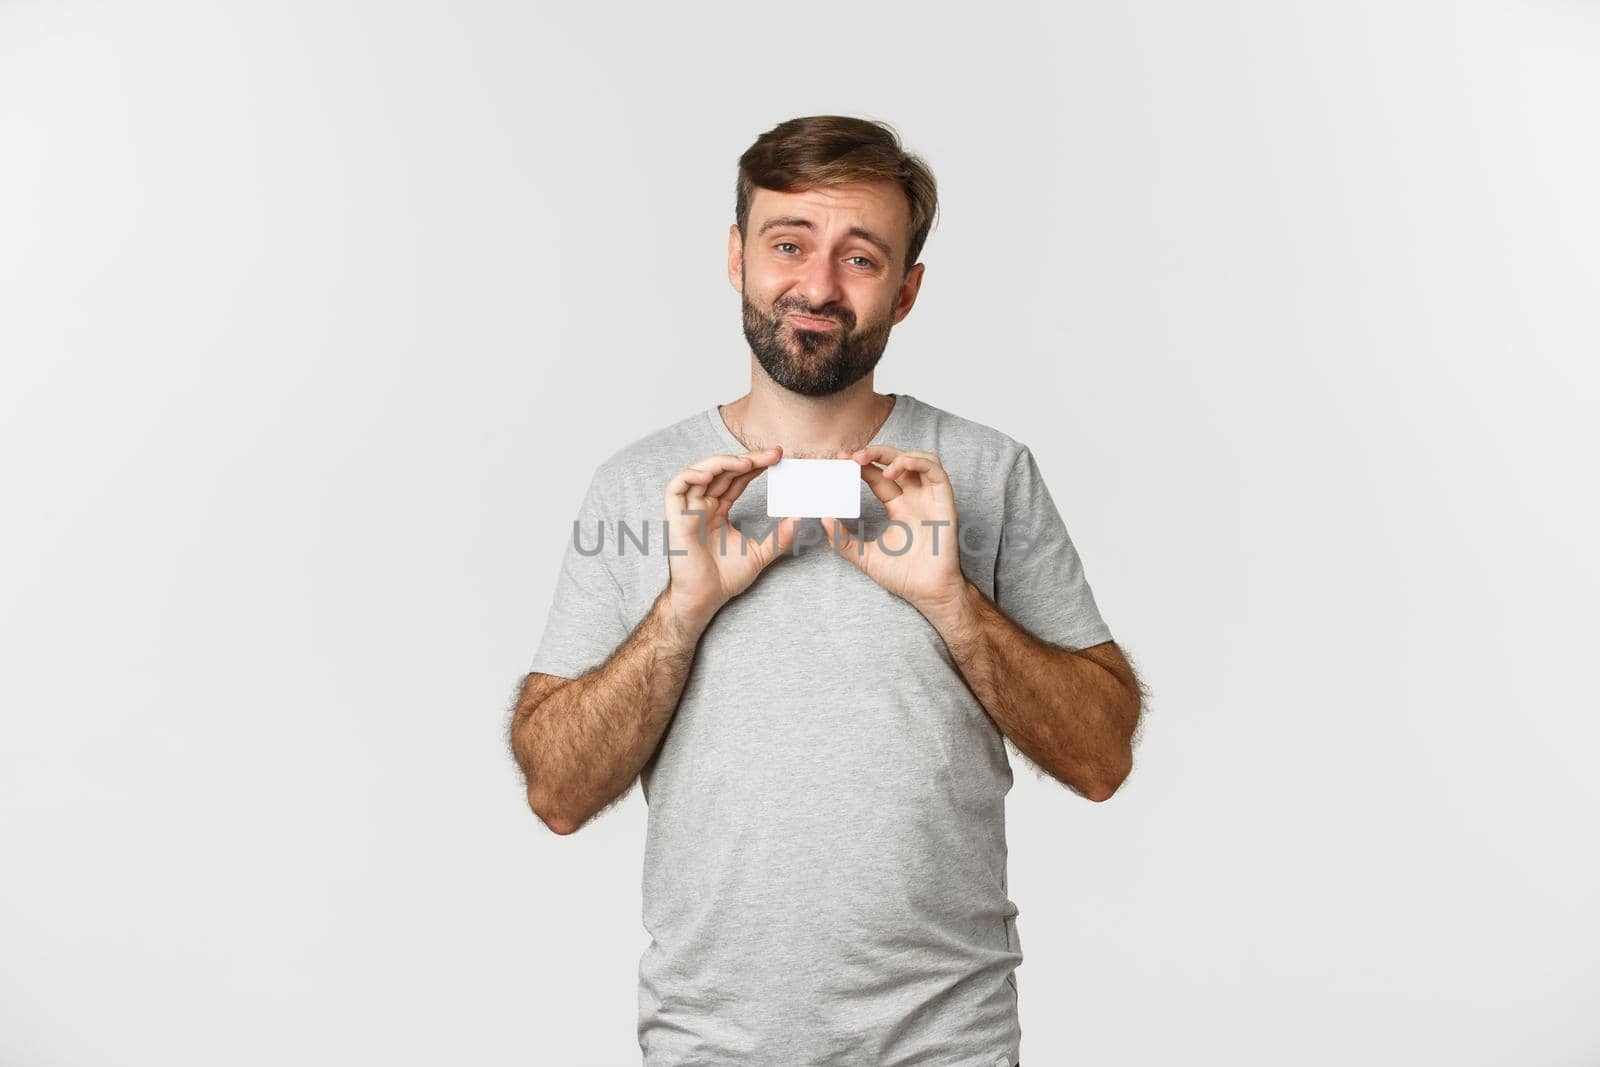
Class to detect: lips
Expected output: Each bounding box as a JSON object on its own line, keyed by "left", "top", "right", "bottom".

{"left": 789, "top": 312, "right": 841, "bottom": 329}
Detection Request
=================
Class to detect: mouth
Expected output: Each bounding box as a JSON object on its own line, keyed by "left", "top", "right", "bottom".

{"left": 788, "top": 312, "right": 841, "bottom": 330}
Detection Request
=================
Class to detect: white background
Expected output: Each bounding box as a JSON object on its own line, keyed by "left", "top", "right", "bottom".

{"left": 2, "top": 2, "right": 1596, "bottom": 1064}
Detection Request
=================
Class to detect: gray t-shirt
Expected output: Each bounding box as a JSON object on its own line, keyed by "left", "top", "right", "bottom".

{"left": 529, "top": 391, "right": 1112, "bottom": 1066}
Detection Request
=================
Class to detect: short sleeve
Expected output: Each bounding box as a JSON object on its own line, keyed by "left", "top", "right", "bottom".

{"left": 528, "top": 466, "right": 632, "bottom": 679}
{"left": 992, "top": 444, "right": 1114, "bottom": 650}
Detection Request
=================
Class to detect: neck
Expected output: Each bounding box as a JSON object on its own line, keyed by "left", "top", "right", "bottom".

{"left": 718, "top": 372, "right": 895, "bottom": 458}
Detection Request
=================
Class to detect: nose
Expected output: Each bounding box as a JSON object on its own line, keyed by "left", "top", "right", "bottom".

{"left": 792, "top": 250, "right": 845, "bottom": 316}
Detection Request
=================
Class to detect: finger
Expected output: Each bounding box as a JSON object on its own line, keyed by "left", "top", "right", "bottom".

{"left": 878, "top": 459, "right": 920, "bottom": 490}
{"left": 665, "top": 457, "right": 742, "bottom": 501}
{"left": 844, "top": 446, "right": 906, "bottom": 500}
{"left": 714, "top": 465, "right": 763, "bottom": 520}
{"left": 816, "top": 515, "right": 869, "bottom": 568}
{"left": 864, "top": 448, "right": 943, "bottom": 480}
{"left": 747, "top": 515, "right": 800, "bottom": 568}
{"left": 702, "top": 464, "right": 745, "bottom": 504}
{"left": 694, "top": 452, "right": 761, "bottom": 471}
{"left": 688, "top": 457, "right": 751, "bottom": 508}
{"left": 858, "top": 461, "right": 902, "bottom": 504}
{"left": 882, "top": 455, "right": 944, "bottom": 486}
{"left": 669, "top": 454, "right": 757, "bottom": 512}
{"left": 703, "top": 445, "right": 783, "bottom": 505}
{"left": 883, "top": 454, "right": 934, "bottom": 483}
{"left": 851, "top": 444, "right": 903, "bottom": 467}
{"left": 665, "top": 467, "right": 717, "bottom": 514}
{"left": 773, "top": 514, "right": 801, "bottom": 559}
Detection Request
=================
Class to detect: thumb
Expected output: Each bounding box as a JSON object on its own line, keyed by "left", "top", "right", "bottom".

{"left": 817, "top": 516, "right": 868, "bottom": 569}
{"left": 760, "top": 515, "right": 800, "bottom": 566}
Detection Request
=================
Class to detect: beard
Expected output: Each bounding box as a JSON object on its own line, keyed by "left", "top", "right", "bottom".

{"left": 740, "top": 285, "right": 894, "bottom": 398}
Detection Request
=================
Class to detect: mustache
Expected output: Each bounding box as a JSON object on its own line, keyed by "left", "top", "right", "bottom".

{"left": 776, "top": 303, "right": 852, "bottom": 328}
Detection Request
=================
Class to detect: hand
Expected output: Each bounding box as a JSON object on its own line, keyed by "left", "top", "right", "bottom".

{"left": 663, "top": 446, "right": 800, "bottom": 633}
{"left": 817, "top": 445, "right": 969, "bottom": 620}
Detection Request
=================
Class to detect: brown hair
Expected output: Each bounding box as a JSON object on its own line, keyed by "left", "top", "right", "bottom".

{"left": 735, "top": 116, "right": 939, "bottom": 278}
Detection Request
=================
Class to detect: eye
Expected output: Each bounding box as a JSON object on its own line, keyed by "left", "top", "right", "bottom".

{"left": 849, "top": 256, "right": 875, "bottom": 268}
{"left": 776, "top": 242, "right": 800, "bottom": 254}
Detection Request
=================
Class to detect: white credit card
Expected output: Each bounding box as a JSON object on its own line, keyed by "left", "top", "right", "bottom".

{"left": 766, "top": 457, "right": 861, "bottom": 518}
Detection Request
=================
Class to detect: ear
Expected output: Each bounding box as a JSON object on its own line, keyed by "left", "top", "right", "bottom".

{"left": 889, "top": 261, "right": 925, "bottom": 326}
{"left": 727, "top": 224, "right": 744, "bottom": 293}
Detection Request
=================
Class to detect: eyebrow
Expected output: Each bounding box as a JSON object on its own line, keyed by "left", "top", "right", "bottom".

{"left": 756, "top": 215, "right": 896, "bottom": 262}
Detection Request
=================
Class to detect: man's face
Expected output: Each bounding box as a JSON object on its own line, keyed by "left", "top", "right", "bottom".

{"left": 728, "top": 181, "right": 924, "bottom": 397}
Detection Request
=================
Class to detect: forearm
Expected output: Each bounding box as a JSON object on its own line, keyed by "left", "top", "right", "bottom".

{"left": 512, "top": 585, "right": 705, "bottom": 833}
{"left": 922, "top": 579, "right": 1134, "bottom": 800}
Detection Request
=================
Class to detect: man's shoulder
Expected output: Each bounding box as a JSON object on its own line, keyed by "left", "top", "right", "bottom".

{"left": 901, "top": 393, "right": 1029, "bottom": 472}
{"left": 587, "top": 406, "right": 717, "bottom": 491}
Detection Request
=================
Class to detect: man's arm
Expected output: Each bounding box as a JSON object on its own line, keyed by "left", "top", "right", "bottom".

{"left": 815, "top": 443, "right": 1142, "bottom": 800}
{"left": 509, "top": 585, "right": 707, "bottom": 835}
{"left": 922, "top": 578, "right": 1144, "bottom": 802}
{"left": 510, "top": 444, "right": 799, "bottom": 836}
